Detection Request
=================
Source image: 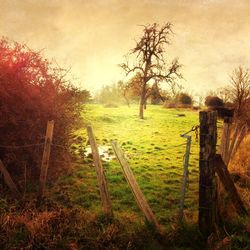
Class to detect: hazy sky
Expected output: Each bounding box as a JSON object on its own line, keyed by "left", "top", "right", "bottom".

{"left": 1, "top": 0, "right": 250, "bottom": 95}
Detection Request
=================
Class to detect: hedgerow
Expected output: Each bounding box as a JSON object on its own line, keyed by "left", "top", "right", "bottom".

{"left": 0, "top": 38, "right": 88, "bottom": 185}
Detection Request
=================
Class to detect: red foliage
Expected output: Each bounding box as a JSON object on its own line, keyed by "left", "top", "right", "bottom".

{"left": 0, "top": 38, "right": 84, "bottom": 183}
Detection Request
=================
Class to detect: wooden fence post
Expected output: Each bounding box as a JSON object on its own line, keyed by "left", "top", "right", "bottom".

{"left": 221, "top": 117, "right": 248, "bottom": 166}
{"left": 111, "top": 141, "right": 161, "bottom": 233}
{"left": 231, "top": 124, "right": 248, "bottom": 159}
{"left": 87, "top": 126, "right": 112, "bottom": 216}
{"left": 224, "top": 123, "right": 240, "bottom": 166}
{"left": 38, "top": 120, "right": 54, "bottom": 198}
{"left": 220, "top": 117, "right": 231, "bottom": 161}
{"left": 178, "top": 134, "right": 191, "bottom": 222}
{"left": 199, "top": 111, "right": 217, "bottom": 236}
{"left": 0, "top": 160, "right": 21, "bottom": 198}
{"left": 215, "top": 154, "right": 248, "bottom": 215}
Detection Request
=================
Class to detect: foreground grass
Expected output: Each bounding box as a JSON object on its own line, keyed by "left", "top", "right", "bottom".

{"left": 1, "top": 104, "right": 249, "bottom": 249}
{"left": 54, "top": 104, "right": 200, "bottom": 226}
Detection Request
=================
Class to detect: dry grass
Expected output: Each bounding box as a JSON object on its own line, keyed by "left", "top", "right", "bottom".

{"left": 0, "top": 198, "right": 163, "bottom": 249}
{"left": 230, "top": 133, "right": 250, "bottom": 207}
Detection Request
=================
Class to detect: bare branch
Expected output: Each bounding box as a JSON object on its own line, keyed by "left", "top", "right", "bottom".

{"left": 119, "top": 23, "right": 182, "bottom": 118}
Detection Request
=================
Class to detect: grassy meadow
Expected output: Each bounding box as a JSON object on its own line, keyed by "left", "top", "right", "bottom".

{"left": 52, "top": 104, "right": 202, "bottom": 228}
{"left": 2, "top": 104, "right": 249, "bottom": 249}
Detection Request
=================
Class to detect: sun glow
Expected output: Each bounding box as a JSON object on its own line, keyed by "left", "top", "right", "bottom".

{"left": 1, "top": 0, "right": 250, "bottom": 95}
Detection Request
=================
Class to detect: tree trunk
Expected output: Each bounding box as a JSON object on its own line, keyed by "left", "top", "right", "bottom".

{"left": 139, "top": 81, "right": 147, "bottom": 119}
{"left": 123, "top": 92, "right": 130, "bottom": 107}
{"left": 139, "top": 100, "right": 144, "bottom": 119}
{"left": 125, "top": 97, "right": 130, "bottom": 107}
{"left": 139, "top": 93, "right": 145, "bottom": 119}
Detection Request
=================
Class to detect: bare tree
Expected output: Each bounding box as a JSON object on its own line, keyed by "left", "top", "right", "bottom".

{"left": 217, "top": 86, "right": 233, "bottom": 104}
{"left": 120, "top": 23, "right": 182, "bottom": 119}
{"left": 117, "top": 80, "right": 130, "bottom": 107}
{"left": 169, "top": 82, "right": 183, "bottom": 100}
{"left": 230, "top": 66, "right": 250, "bottom": 121}
{"left": 222, "top": 66, "right": 250, "bottom": 165}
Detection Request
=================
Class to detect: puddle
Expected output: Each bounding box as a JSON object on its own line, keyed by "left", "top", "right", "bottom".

{"left": 84, "top": 145, "right": 116, "bottom": 162}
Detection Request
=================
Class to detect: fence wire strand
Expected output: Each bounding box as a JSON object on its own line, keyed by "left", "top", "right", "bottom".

{"left": 0, "top": 143, "right": 44, "bottom": 149}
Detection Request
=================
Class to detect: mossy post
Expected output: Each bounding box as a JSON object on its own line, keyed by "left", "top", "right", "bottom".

{"left": 199, "top": 111, "right": 217, "bottom": 236}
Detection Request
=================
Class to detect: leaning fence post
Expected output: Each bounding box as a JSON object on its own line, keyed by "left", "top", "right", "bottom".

{"left": 38, "top": 120, "right": 54, "bottom": 198}
{"left": 215, "top": 154, "right": 248, "bottom": 215}
{"left": 0, "top": 160, "right": 21, "bottom": 198}
{"left": 199, "top": 111, "right": 217, "bottom": 236}
{"left": 111, "top": 140, "right": 161, "bottom": 233}
{"left": 229, "top": 124, "right": 248, "bottom": 163}
{"left": 178, "top": 134, "right": 191, "bottom": 222}
{"left": 87, "top": 126, "right": 112, "bottom": 216}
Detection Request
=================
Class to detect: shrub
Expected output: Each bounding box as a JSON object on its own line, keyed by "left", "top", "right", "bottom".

{"left": 205, "top": 96, "right": 224, "bottom": 107}
{"left": 0, "top": 38, "right": 87, "bottom": 183}
{"left": 178, "top": 93, "right": 193, "bottom": 105}
{"left": 163, "top": 101, "right": 177, "bottom": 108}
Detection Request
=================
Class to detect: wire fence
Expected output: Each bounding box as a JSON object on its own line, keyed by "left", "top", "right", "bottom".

{"left": 0, "top": 143, "right": 44, "bottom": 149}
{"left": 0, "top": 125, "right": 200, "bottom": 165}
{"left": 0, "top": 115, "right": 248, "bottom": 239}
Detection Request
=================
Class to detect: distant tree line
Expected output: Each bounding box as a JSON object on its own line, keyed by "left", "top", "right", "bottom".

{"left": 95, "top": 78, "right": 193, "bottom": 108}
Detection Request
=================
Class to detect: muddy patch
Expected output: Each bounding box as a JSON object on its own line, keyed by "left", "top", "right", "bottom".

{"left": 85, "top": 145, "right": 115, "bottom": 162}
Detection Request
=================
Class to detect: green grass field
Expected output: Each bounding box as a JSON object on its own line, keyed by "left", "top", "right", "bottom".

{"left": 2, "top": 104, "right": 248, "bottom": 249}
{"left": 53, "top": 104, "right": 202, "bottom": 228}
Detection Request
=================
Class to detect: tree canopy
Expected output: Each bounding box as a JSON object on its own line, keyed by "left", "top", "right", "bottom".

{"left": 120, "top": 23, "right": 182, "bottom": 118}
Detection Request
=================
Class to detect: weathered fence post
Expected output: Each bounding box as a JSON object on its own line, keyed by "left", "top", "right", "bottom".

{"left": 231, "top": 124, "right": 248, "bottom": 160}
{"left": 225, "top": 123, "right": 240, "bottom": 166}
{"left": 199, "top": 111, "right": 217, "bottom": 236}
{"left": 87, "top": 126, "right": 112, "bottom": 216}
{"left": 178, "top": 134, "right": 191, "bottom": 222}
{"left": 111, "top": 140, "right": 161, "bottom": 233}
{"left": 0, "top": 160, "right": 21, "bottom": 198}
{"left": 221, "top": 116, "right": 248, "bottom": 166}
{"left": 38, "top": 120, "right": 54, "bottom": 198}
{"left": 215, "top": 154, "right": 248, "bottom": 215}
{"left": 220, "top": 117, "right": 231, "bottom": 161}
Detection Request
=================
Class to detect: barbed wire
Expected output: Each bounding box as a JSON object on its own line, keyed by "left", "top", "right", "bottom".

{"left": 0, "top": 142, "right": 69, "bottom": 151}
{"left": 181, "top": 125, "right": 199, "bottom": 137}
{"left": 51, "top": 143, "right": 69, "bottom": 150}
{"left": 0, "top": 143, "right": 44, "bottom": 149}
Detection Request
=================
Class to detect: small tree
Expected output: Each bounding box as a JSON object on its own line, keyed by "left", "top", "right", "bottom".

{"left": 150, "top": 81, "right": 165, "bottom": 104}
{"left": 205, "top": 96, "right": 224, "bottom": 107}
{"left": 120, "top": 23, "right": 182, "bottom": 119}
{"left": 118, "top": 74, "right": 142, "bottom": 106}
{"left": 178, "top": 92, "right": 193, "bottom": 105}
{"left": 217, "top": 86, "right": 233, "bottom": 104}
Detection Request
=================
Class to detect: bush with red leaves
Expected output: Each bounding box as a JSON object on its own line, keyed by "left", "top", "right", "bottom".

{"left": 0, "top": 38, "right": 88, "bottom": 185}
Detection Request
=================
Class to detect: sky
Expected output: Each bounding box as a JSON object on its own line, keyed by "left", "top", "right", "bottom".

{"left": 1, "top": 0, "right": 250, "bottom": 96}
